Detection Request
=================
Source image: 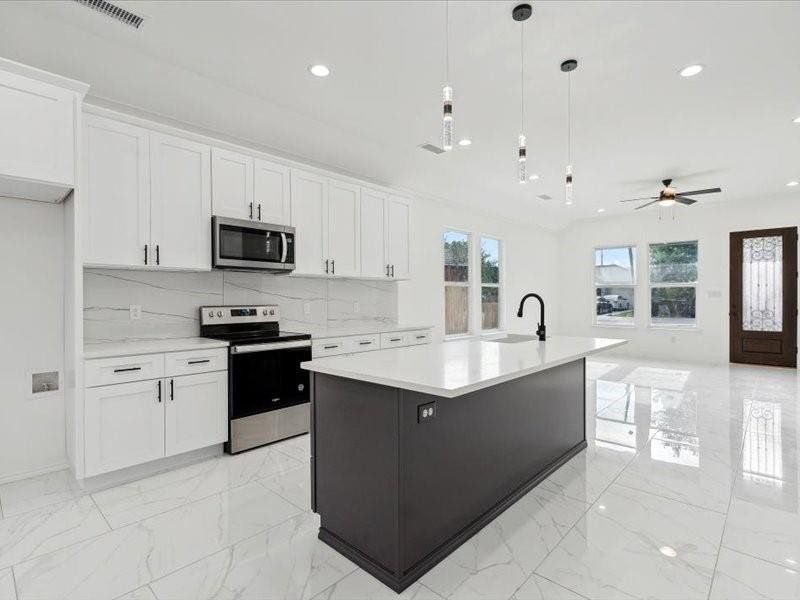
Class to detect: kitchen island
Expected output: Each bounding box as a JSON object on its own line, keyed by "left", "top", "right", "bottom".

{"left": 302, "top": 335, "right": 627, "bottom": 592}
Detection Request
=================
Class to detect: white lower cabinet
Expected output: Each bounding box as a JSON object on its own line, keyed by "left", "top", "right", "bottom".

{"left": 84, "top": 379, "right": 165, "bottom": 477}
{"left": 312, "top": 328, "right": 432, "bottom": 358}
{"left": 83, "top": 349, "right": 228, "bottom": 477}
{"left": 165, "top": 371, "right": 228, "bottom": 456}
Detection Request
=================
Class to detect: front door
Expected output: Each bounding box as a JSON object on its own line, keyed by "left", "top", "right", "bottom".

{"left": 730, "top": 227, "right": 797, "bottom": 367}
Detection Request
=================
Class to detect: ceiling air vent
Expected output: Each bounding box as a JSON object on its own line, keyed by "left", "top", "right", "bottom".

{"left": 418, "top": 143, "right": 445, "bottom": 155}
{"left": 74, "top": 0, "right": 145, "bottom": 28}
{"left": 538, "top": 194, "right": 552, "bottom": 200}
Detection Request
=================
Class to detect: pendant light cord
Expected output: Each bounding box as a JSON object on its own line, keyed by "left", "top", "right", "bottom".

{"left": 567, "top": 71, "right": 572, "bottom": 163}
{"left": 445, "top": 0, "right": 450, "bottom": 83}
{"left": 520, "top": 21, "right": 525, "bottom": 132}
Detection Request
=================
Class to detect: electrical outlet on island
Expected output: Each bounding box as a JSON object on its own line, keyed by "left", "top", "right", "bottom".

{"left": 129, "top": 304, "right": 142, "bottom": 320}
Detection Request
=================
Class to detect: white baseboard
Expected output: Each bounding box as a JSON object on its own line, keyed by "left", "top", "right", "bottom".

{"left": 0, "top": 460, "right": 70, "bottom": 485}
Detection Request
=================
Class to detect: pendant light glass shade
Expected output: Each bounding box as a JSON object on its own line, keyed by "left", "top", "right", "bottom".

{"left": 565, "top": 164, "right": 573, "bottom": 204}
{"left": 442, "top": 85, "right": 453, "bottom": 151}
{"left": 518, "top": 134, "right": 527, "bottom": 183}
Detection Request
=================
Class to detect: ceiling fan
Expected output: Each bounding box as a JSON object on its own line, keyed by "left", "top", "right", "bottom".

{"left": 620, "top": 178, "right": 722, "bottom": 210}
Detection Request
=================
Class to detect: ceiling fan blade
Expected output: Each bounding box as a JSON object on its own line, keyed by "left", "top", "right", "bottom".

{"left": 634, "top": 200, "right": 659, "bottom": 210}
{"left": 675, "top": 196, "right": 697, "bottom": 205}
{"left": 679, "top": 187, "right": 721, "bottom": 196}
{"left": 619, "top": 196, "right": 658, "bottom": 203}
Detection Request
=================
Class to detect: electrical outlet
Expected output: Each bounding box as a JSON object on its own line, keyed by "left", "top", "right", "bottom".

{"left": 353, "top": 301, "right": 360, "bottom": 313}
{"left": 129, "top": 304, "right": 142, "bottom": 320}
{"left": 417, "top": 401, "right": 437, "bottom": 423}
{"left": 303, "top": 302, "right": 312, "bottom": 318}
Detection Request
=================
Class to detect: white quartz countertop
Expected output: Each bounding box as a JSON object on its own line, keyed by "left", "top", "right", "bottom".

{"left": 302, "top": 335, "right": 627, "bottom": 398}
{"left": 300, "top": 324, "right": 434, "bottom": 340}
{"left": 84, "top": 337, "right": 229, "bottom": 360}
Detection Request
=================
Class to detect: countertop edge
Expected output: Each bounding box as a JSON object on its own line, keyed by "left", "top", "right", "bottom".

{"left": 83, "top": 338, "right": 230, "bottom": 360}
{"left": 308, "top": 324, "right": 434, "bottom": 340}
{"left": 302, "top": 338, "right": 629, "bottom": 398}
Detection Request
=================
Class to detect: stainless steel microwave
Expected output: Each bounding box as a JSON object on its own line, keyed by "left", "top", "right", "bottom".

{"left": 212, "top": 216, "right": 295, "bottom": 272}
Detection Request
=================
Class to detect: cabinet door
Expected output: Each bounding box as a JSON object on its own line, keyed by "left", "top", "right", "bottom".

{"left": 84, "top": 380, "right": 165, "bottom": 476}
{"left": 254, "top": 158, "right": 290, "bottom": 224}
{"left": 290, "top": 169, "right": 328, "bottom": 275}
{"left": 150, "top": 132, "right": 212, "bottom": 270}
{"left": 165, "top": 372, "right": 228, "bottom": 456}
{"left": 360, "top": 188, "right": 388, "bottom": 278}
{"left": 327, "top": 179, "right": 360, "bottom": 277}
{"left": 0, "top": 70, "right": 75, "bottom": 186}
{"left": 386, "top": 196, "right": 411, "bottom": 279}
{"left": 83, "top": 115, "right": 151, "bottom": 267}
{"left": 211, "top": 147, "right": 254, "bottom": 220}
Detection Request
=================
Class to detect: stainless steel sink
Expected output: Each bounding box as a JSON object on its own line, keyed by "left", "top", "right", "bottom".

{"left": 486, "top": 334, "right": 542, "bottom": 344}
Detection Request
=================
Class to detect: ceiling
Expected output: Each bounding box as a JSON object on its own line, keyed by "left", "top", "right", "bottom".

{"left": 1, "top": 1, "right": 798, "bottom": 229}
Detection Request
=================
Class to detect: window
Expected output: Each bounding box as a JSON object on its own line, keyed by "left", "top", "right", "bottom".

{"left": 649, "top": 241, "right": 698, "bottom": 326}
{"left": 444, "top": 230, "right": 470, "bottom": 335}
{"left": 594, "top": 246, "right": 636, "bottom": 325}
{"left": 480, "top": 236, "right": 501, "bottom": 330}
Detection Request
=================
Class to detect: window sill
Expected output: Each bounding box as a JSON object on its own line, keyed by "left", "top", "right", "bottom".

{"left": 648, "top": 324, "right": 702, "bottom": 333}
{"left": 444, "top": 333, "right": 474, "bottom": 341}
{"left": 592, "top": 322, "right": 636, "bottom": 329}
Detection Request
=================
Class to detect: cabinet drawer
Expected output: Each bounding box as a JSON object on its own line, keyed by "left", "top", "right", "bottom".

{"left": 313, "top": 338, "right": 349, "bottom": 357}
{"left": 85, "top": 354, "right": 165, "bottom": 388}
{"left": 343, "top": 334, "right": 380, "bottom": 354}
{"left": 408, "top": 330, "right": 432, "bottom": 345}
{"left": 165, "top": 348, "right": 228, "bottom": 377}
{"left": 380, "top": 332, "right": 409, "bottom": 348}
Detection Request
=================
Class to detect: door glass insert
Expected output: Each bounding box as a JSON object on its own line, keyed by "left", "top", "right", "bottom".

{"left": 742, "top": 236, "right": 783, "bottom": 331}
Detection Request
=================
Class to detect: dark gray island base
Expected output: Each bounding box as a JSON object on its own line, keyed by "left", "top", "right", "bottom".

{"left": 310, "top": 357, "right": 586, "bottom": 592}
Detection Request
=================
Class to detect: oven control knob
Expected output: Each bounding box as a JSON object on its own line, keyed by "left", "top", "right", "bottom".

{"left": 269, "top": 309, "right": 275, "bottom": 316}
{"left": 217, "top": 311, "right": 223, "bottom": 317}
{"left": 263, "top": 309, "right": 268, "bottom": 316}
{"left": 208, "top": 311, "right": 214, "bottom": 317}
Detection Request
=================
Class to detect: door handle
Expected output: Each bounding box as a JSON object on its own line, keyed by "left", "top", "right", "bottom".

{"left": 144, "top": 244, "right": 148, "bottom": 265}
{"left": 280, "top": 232, "right": 288, "bottom": 263}
{"left": 386, "top": 264, "right": 390, "bottom": 277}
{"left": 170, "top": 378, "right": 174, "bottom": 401}
{"left": 114, "top": 367, "right": 142, "bottom": 373}
{"left": 359, "top": 341, "right": 373, "bottom": 345}
{"left": 325, "top": 259, "right": 329, "bottom": 274}
{"left": 249, "top": 202, "right": 254, "bottom": 219}
{"left": 258, "top": 204, "right": 262, "bottom": 221}
{"left": 156, "top": 245, "right": 160, "bottom": 265}
{"left": 389, "top": 337, "right": 402, "bottom": 342}
{"left": 187, "top": 359, "right": 210, "bottom": 365}
{"left": 157, "top": 380, "right": 162, "bottom": 403}
{"left": 323, "top": 344, "right": 339, "bottom": 350}
{"left": 331, "top": 259, "right": 335, "bottom": 275}
{"left": 391, "top": 264, "right": 395, "bottom": 277}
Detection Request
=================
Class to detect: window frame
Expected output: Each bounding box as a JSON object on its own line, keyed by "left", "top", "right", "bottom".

{"left": 647, "top": 239, "right": 700, "bottom": 329}
{"left": 443, "top": 227, "right": 473, "bottom": 338}
{"left": 592, "top": 243, "right": 638, "bottom": 329}
{"left": 478, "top": 234, "right": 504, "bottom": 333}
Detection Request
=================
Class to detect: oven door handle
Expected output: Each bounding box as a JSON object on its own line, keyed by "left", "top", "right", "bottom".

{"left": 231, "top": 340, "right": 311, "bottom": 354}
{"left": 280, "top": 232, "right": 288, "bottom": 263}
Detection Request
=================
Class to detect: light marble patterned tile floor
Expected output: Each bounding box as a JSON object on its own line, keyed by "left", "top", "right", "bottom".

{"left": 0, "top": 356, "right": 797, "bottom": 599}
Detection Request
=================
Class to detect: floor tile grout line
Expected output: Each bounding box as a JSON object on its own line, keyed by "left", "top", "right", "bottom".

{"left": 88, "top": 492, "right": 114, "bottom": 532}
{"left": 528, "top": 572, "right": 593, "bottom": 600}
{"left": 10, "top": 565, "right": 19, "bottom": 600}
{"left": 611, "top": 481, "right": 729, "bottom": 515}
{"left": 705, "top": 397, "right": 753, "bottom": 600}
{"left": 717, "top": 545, "right": 800, "bottom": 573}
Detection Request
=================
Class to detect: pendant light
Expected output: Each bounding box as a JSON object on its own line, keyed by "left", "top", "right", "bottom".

{"left": 513, "top": 4, "right": 532, "bottom": 184}
{"left": 561, "top": 59, "right": 578, "bottom": 204}
{"left": 442, "top": 1, "right": 453, "bottom": 151}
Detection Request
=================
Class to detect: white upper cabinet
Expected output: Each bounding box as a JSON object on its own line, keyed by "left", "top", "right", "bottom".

{"left": 83, "top": 114, "right": 151, "bottom": 268}
{"left": 386, "top": 196, "right": 411, "bottom": 279}
{"left": 150, "top": 132, "right": 212, "bottom": 270}
{"left": 360, "top": 188, "right": 388, "bottom": 278}
{"left": 291, "top": 169, "right": 328, "bottom": 276}
{"left": 0, "top": 65, "right": 81, "bottom": 199}
{"left": 327, "top": 179, "right": 360, "bottom": 277}
{"left": 211, "top": 147, "right": 254, "bottom": 220}
{"left": 165, "top": 371, "right": 227, "bottom": 457}
{"left": 254, "top": 158, "right": 290, "bottom": 225}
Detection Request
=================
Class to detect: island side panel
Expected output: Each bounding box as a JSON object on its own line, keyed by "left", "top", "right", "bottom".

{"left": 399, "top": 358, "right": 586, "bottom": 572}
{"left": 311, "top": 372, "right": 401, "bottom": 575}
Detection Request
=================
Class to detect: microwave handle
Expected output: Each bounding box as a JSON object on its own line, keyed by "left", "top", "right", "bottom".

{"left": 281, "top": 232, "right": 288, "bottom": 262}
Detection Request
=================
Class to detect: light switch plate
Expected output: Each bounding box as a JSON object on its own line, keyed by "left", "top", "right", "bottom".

{"left": 130, "top": 304, "right": 142, "bottom": 320}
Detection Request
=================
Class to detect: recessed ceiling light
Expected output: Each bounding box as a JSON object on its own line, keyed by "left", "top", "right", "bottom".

{"left": 308, "top": 64, "right": 330, "bottom": 77}
{"left": 659, "top": 546, "right": 678, "bottom": 558}
{"left": 458, "top": 138, "right": 472, "bottom": 146}
{"left": 679, "top": 64, "right": 703, "bottom": 77}
{"left": 787, "top": 181, "right": 799, "bottom": 187}
{"left": 528, "top": 174, "right": 539, "bottom": 181}
{"left": 597, "top": 208, "right": 606, "bottom": 213}
{"left": 793, "top": 116, "right": 800, "bottom": 124}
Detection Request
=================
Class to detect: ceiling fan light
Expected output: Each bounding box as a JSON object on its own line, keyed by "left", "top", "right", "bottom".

{"left": 658, "top": 198, "right": 677, "bottom": 207}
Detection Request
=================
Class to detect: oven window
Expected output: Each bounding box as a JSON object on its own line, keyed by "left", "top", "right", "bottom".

{"left": 219, "top": 225, "right": 283, "bottom": 263}
{"left": 229, "top": 346, "right": 311, "bottom": 419}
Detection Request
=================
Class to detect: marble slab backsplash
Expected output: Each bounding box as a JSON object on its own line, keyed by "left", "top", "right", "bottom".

{"left": 83, "top": 269, "right": 398, "bottom": 343}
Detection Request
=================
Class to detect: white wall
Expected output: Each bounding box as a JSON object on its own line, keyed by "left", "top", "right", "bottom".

{"left": 399, "top": 198, "right": 560, "bottom": 341}
{"left": 0, "top": 198, "right": 66, "bottom": 482}
{"left": 557, "top": 198, "right": 800, "bottom": 363}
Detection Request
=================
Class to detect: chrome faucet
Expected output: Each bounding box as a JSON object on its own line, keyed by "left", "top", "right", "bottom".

{"left": 517, "top": 293, "right": 546, "bottom": 341}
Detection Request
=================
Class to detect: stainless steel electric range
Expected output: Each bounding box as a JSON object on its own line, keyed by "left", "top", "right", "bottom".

{"left": 200, "top": 305, "right": 311, "bottom": 454}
